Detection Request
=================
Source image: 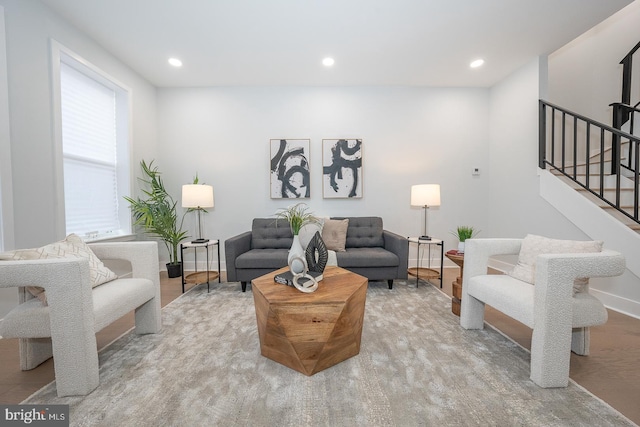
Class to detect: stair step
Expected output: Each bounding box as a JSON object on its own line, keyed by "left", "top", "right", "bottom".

{"left": 562, "top": 156, "right": 627, "bottom": 168}
{"left": 576, "top": 187, "right": 635, "bottom": 192}
{"left": 551, "top": 173, "right": 640, "bottom": 233}
{"left": 602, "top": 205, "right": 635, "bottom": 210}
{"left": 588, "top": 140, "right": 630, "bottom": 160}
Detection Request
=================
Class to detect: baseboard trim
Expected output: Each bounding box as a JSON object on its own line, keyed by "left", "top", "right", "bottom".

{"left": 590, "top": 288, "right": 640, "bottom": 320}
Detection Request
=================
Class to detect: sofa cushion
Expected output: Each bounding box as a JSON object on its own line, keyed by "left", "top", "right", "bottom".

{"left": 467, "top": 274, "right": 535, "bottom": 328}
{"left": 236, "top": 248, "right": 289, "bottom": 269}
{"left": 322, "top": 218, "right": 349, "bottom": 252}
{"left": 251, "top": 218, "right": 293, "bottom": 249}
{"left": 0, "top": 277, "right": 155, "bottom": 337}
{"left": 334, "top": 216, "right": 384, "bottom": 248}
{"left": 335, "top": 247, "right": 399, "bottom": 268}
{"left": 0, "top": 233, "right": 118, "bottom": 304}
{"left": 509, "top": 234, "right": 603, "bottom": 292}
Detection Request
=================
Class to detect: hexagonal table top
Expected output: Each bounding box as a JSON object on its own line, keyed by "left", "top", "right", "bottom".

{"left": 251, "top": 266, "right": 368, "bottom": 376}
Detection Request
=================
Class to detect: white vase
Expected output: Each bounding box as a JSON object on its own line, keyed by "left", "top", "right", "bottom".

{"left": 288, "top": 235, "right": 306, "bottom": 274}
{"left": 457, "top": 241, "right": 465, "bottom": 254}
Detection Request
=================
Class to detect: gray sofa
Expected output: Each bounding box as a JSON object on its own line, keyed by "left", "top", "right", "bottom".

{"left": 225, "top": 216, "right": 408, "bottom": 292}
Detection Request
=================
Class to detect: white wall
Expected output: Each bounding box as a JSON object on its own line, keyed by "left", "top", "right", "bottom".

{"left": 156, "top": 86, "right": 491, "bottom": 268}
{"left": 0, "top": 0, "right": 158, "bottom": 249}
{"left": 488, "top": 57, "right": 586, "bottom": 239}
{"left": 0, "top": 5, "right": 16, "bottom": 316}
{"left": 545, "top": 1, "right": 640, "bottom": 316}
{"left": 489, "top": 56, "right": 640, "bottom": 316}
{"left": 0, "top": 0, "right": 158, "bottom": 317}
{"left": 548, "top": 1, "right": 640, "bottom": 122}
{"left": 2, "top": 0, "right": 637, "bottom": 317}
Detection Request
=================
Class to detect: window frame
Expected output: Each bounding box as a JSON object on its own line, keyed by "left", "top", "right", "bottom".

{"left": 0, "top": 5, "right": 14, "bottom": 252}
{"left": 50, "top": 40, "right": 133, "bottom": 241}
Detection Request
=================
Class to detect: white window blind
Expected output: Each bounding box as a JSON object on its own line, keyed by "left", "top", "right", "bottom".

{"left": 61, "top": 61, "right": 120, "bottom": 236}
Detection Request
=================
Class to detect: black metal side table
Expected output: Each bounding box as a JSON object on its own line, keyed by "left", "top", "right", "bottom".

{"left": 180, "top": 239, "right": 220, "bottom": 293}
{"left": 407, "top": 237, "right": 444, "bottom": 288}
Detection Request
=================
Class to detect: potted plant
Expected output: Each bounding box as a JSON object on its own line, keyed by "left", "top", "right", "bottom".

{"left": 274, "top": 203, "right": 321, "bottom": 273}
{"left": 450, "top": 225, "right": 479, "bottom": 254}
{"left": 124, "top": 160, "right": 189, "bottom": 278}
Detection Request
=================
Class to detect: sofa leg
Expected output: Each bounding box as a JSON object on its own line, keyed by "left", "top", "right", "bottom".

{"left": 241, "top": 282, "right": 247, "bottom": 292}
{"left": 19, "top": 338, "right": 53, "bottom": 371}
{"left": 571, "top": 327, "right": 590, "bottom": 356}
{"left": 388, "top": 280, "right": 393, "bottom": 289}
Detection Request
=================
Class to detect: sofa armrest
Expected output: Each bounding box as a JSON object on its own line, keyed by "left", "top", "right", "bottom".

{"left": 0, "top": 257, "right": 96, "bottom": 343}
{"left": 224, "top": 231, "right": 252, "bottom": 282}
{"left": 462, "top": 238, "right": 522, "bottom": 284}
{"left": 89, "top": 241, "right": 160, "bottom": 286}
{"left": 534, "top": 249, "right": 625, "bottom": 320}
{"left": 383, "top": 230, "right": 408, "bottom": 278}
{"left": 88, "top": 241, "right": 161, "bottom": 334}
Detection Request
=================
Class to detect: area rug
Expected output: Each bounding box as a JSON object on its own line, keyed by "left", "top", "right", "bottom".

{"left": 23, "top": 280, "right": 634, "bottom": 426}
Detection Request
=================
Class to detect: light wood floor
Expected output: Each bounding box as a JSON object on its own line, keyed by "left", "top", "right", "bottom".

{"left": 0, "top": 269, "right": 638, "bottom": 425}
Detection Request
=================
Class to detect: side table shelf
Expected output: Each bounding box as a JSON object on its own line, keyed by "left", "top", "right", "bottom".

{"left": 180, "top": 240, "right": 221, "bottom": 293}
{"left": 407, "top": 237, "right": 444, "bottom": 288}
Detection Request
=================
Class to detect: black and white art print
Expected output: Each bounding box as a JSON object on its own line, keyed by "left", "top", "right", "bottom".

{"left": 322, "top": 139, "right": 363, "bottom": 199}
{"left": 270, "top": 139, "right": 311, "bottom": 199}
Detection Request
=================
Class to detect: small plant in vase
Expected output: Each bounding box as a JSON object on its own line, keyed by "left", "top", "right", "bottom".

{"left": 450, "top": 226, "right": 480, "bottom": 254}
{"left": 274, "top": 203, "right": 321, "bottom": 273}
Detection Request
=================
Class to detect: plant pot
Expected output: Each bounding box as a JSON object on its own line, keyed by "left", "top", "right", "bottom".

{"left": 166, "top": 262, "right": 182, "bottom": 278}
{"left": 457, "top": 241, "right": 465, "bottom": 254}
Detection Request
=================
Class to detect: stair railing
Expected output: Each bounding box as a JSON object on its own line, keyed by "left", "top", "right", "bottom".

{"left": 539, "top": 99, "right": 640, "bottom": 225}
{"left": 611, "top": 101, "right": 640, "bottom": 174}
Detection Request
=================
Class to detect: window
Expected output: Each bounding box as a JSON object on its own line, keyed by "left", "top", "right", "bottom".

{"left": 52, "top": 42, "right": 131, "bottom": 240}
{"left": 0, "top": 5, "right": 12, "bottom": 251}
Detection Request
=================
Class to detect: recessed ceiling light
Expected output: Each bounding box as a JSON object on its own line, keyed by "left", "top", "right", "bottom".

{"left": 322, "top": 57, "right": 335, "bottom": 67}
{"left": 470, "top": 59, "right": 485, "bottom": 68}
{"left": 168, "top": 58, "right": 183, "bottom": 67}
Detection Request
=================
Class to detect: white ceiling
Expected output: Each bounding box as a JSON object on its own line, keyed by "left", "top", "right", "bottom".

{"left": 39, "top": 0, "right": 633, "bottom": 88}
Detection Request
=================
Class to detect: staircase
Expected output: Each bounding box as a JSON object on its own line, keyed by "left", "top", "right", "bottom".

{"left": 539, "top": 42, "right": 640, "bottom": 318}
{"left": 539, "top": 100, "right": 640, "bottom": 235}
{"left": 551, "top": 173, "right": 640, "bottom": 233}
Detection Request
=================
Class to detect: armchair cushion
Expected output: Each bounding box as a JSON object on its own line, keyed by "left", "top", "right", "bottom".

{"left": 0, "top": 234, "right": 117, "bottom": 304}
{"left": 509, "top": 234, "right": 602, "bottom": 292}
{"left": 0, "top": 278, "right": 155, "bottom": 337}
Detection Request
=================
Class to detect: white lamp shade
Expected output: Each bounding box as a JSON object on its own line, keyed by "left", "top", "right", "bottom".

{"left": 411, "top": 184, "right": 441, "bottom": 207}
{"left": 182, "top": 184, "right": 214, "bottom": 208}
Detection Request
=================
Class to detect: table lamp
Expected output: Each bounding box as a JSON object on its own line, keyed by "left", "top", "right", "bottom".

{"left": 182, "top": 184, "right": 214, "bottom": 243}
{"left": 410, "top": 184, "right": 440, "bottom": 240}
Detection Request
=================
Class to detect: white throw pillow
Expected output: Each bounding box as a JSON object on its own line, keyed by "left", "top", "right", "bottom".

{"left": 0, "top": 234, "right": 118, "bottom": 304}
{"left": 508, "top": 234, "right": 603, "bottom": 293}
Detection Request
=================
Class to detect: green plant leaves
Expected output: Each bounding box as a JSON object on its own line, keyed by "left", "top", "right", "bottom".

{"left": 124, "top": 160, "right": 189, "bottom": 264}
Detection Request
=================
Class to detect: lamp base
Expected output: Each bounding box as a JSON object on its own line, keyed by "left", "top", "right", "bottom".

{"left": 191, "top": 238, "right": 209, "bottom": 244}
{"left": 419, "top": 235, "right": 432, "bottom": 241}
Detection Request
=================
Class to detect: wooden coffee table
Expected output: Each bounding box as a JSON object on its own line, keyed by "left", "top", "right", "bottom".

{"left": 251, "top": 266, "right": 368, "bottom": 376}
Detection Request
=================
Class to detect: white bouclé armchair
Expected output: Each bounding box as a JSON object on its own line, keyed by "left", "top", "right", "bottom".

{"left": 460, "top": 237, "right": 625, "bottom": 388}
{"left": 0, "top": 241, "right": 161, "bottom": 397}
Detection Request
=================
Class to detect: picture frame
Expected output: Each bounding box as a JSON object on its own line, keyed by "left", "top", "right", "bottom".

{"left": 270, "top": 139, "right": 311, "bottom": 199}
{"left": 322, "top": 139, "right": 363, "bottom": 199}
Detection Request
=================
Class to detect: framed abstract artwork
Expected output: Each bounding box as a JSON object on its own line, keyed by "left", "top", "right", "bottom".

{"left": 270, "top": 139, "right": 311, "bottom": 199}
{"left": 322, "top": 139, "right": 363, "bottom": 198}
